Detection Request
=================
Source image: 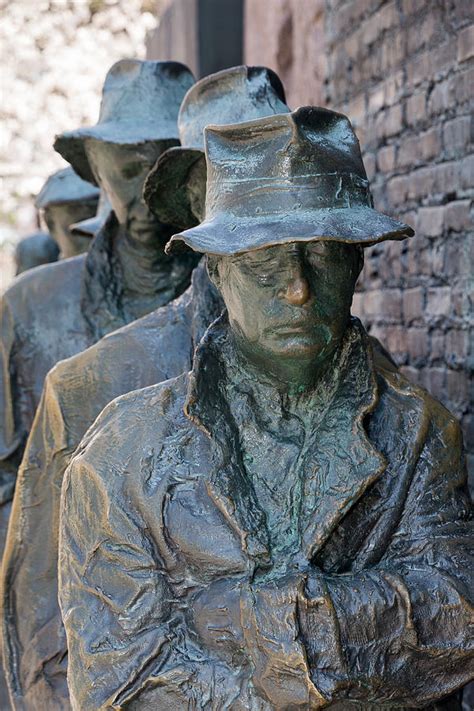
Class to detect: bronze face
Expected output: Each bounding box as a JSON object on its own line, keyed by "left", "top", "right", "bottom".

{"left": 42, "top": 201, "right": 98, "bottom": 258}
{"left": 211, "top": 240, "right": 363, "bottom": 386}
{"left": 84, "top": 138, "right": 174, "bottom": 243}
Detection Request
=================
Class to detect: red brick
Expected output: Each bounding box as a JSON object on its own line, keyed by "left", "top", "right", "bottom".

{"left": 444, "top": 200, "right": 471, "bottom": 232}
{"left": 457, "top": 24, "right": 474, "bottom": 63}
{"left": 426, "top": 367, "right": 446, "bottom": 398}
{"left": 397, "top": 135, "right": 420, "bottom": 168}
{"left": 443, "top": 115, "right": 471, "bottom": 157}
{"left": 368, "top": 85, "right": 385, "bottom": 114}
{"left": 383, "top": 70, "right": 404, "bottom": 106}
{"left": 447, "top": 369, "right": 469, "bottom": 409}
{"left": 460, "top": 155, "right": 474, "bottom": 190}
{"left": 407, "top": 328, "right": 428, "bottom": 361}
{"left": 380, "top": 288, "right": 403, "bottom": 322}
{"left": 377, "top": 144, "right": 396, "bottom": 173}
{"left": 419, "top": 127, "right": 442, "bottom": 161}
{"left": 403, "top": 286, "right": 424, "bottom": 324}
{"left": 453, "top": 66, "right": 474, "bottom": 104}
{"left": 375, "top": 103, "right": 403, "bottom": 139}
{"left": 406, "top": 91, "right": 426, "bottom": 127}
{"left": 407, "top": 13, "right": 437, "bottom": 55}
{"left": 426, "top": 286, "right": 451, "bottom": 320}
{"left": 364, "top": 151, "right": 376, "bottom": 181}
{"left": 430, "top": 330, "right": 446, "bottom": 362}
{"left": 446, "top": 329, "right": 469, "bottom": 366}
{"left": 407, "top": 42, "right": 457, "bottom": 87}
{"left": 427, "top": 78, "right": 453, "bottom": 116}
{"left": 417, "top": 206, "right": 444, "bottom": 237}
{"left": 385, "top": 326, "right": 408, "bottom": 361}
{"left": 387, "top": 175, "right": 408, "bottom": 205}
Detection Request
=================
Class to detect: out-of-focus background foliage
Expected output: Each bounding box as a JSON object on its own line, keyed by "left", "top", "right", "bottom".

{"left": 0, "top": 0, "right": 163, "bottom": 284}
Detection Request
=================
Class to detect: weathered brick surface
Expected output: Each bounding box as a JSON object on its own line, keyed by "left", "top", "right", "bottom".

{"left": 245, "top": 0, "right": 474, "bottom": 479}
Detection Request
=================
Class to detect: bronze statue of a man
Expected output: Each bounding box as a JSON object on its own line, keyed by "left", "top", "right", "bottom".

{"left": 14, "top": 231, "right": 59, "bottom": 275}
{"left": 14, "top": 167, "right": 100, "bottom": 274}
{"left": 1, "top": 66, "right": 289, "bottom": 711}
{"left": 0, "top": 59, "right": 196, "bottom": 522}
{"left": 35, "top": 166, "right": 100, "bottom": 259}
{"left": 59, "top": 109, "right": 473, "bottom": 709}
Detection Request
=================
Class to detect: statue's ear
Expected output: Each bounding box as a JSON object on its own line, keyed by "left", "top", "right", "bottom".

{"left": 206, "top": 255, "right": 222, "bottom": 289}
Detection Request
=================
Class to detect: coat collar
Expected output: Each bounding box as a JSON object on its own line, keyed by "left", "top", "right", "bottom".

{"left": 185, "top": 315, "right": 386, "bottom": 569}
{"left": 80, "top": 211, "right": 123, "bottom": 340}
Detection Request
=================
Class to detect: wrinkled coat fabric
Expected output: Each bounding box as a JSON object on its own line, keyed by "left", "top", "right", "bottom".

{"left": 1, "top": 264, "right": 222, "bottom": 710}
{"left": 0, "top": 213, "right": 191, "bottom": 510}
{"left": 59, "top": 317, "right": 473, "bottom": 711}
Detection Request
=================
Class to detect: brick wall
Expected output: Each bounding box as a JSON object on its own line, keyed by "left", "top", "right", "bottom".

{"left": 245, "top": 0, "right": 473, "bottom": 481}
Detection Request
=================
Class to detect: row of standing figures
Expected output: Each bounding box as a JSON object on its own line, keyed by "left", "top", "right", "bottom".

{"left": 0, "top": 59, "right": 472, "bottom": 710}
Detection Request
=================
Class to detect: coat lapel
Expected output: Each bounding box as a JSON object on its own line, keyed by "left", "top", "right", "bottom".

{"left": 185, "top": 315, "right": 272, "bottom": 570}
{"left": 301, "top": 321, "right": 387, "bottom": 560}
{"left": 185, "top": 316, "right": 386, "bottom": 569}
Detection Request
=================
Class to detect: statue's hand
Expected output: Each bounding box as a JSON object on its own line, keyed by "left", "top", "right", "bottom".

{"left": 188, "top": 577, "right": 247, "bottom": 664}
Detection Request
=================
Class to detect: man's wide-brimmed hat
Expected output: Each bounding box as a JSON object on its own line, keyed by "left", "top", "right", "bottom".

{"left": 167, "top": 107, "right": 414, "bottom": 256}
{"left": 143, "top": 65, "right": 289, "bottom": 229}
{"left": 35, "top": 167, "right": 99, "bottom": 210}
{"left": 70, "top": 191, "right": 112, "bottom": 239}
{"left": 54, "top": 59, "right": 195, "bottom": 185}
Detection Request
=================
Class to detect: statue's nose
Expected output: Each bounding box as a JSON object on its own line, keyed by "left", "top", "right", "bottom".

{"left": 283, "top": 275, "right": 310, "bottom": 306}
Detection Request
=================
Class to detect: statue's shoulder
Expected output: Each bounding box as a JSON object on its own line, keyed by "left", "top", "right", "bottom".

{"left": 70, "top": 373, "right": 192, "bottom": 480}
{"left": 374, "top": 354, "right": 462, "bottom": 450}
{"left": 2, "top": 254, "right": 85, "bottom": 314}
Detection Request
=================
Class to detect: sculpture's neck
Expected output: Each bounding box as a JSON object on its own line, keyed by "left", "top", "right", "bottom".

{"left": 114, "top": 224, "right": 194, "bottom": 320}
{"left": 232, "top": 334, "right": 341, "bottom": 402}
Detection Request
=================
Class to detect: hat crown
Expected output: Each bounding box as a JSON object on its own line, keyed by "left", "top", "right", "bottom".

{"left": 35, "top": 167, "right": 99, "bottom": 209}
{"left": 178, "top": 65, "right": 289, "bottom": 149}
{"left": 97, "top": 59, "right": 195, "bottom": 128}
{"left": 207, "top": 107, "right": 366, "bottom": 184}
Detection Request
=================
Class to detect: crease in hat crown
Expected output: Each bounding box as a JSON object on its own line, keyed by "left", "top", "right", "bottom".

{"left": 35, "top": 167, "right": 99, "bottom": 210}
{"left": 144, "top": 65, "right": 290, "bottom": 229}
{"left": 54, "top": 59, "right": 195, "bottom": 185}
{"left": 166, "top": 106, "right": 414, "bottom": 256}
{"left": 178, "top": 65, "right": 289, "bottom": 150}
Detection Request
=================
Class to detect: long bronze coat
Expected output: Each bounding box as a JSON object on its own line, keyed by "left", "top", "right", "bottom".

{"left": 0, "top": 213, "right": 192, "bottom": 528}
{"left": 59, "top": 317, "right": 473, "bottom": 710}
{"left": 1, "top": 264, "right": 222, "bottom": 710}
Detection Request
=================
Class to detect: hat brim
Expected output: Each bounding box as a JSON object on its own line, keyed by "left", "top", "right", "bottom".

{"left": 70, "top": 213, "right": 107, "bottom": 238}
{"left": 54, "top": 120, "right": 180, "bottom": 185}
{"left": 166, "top": 206, "right": 414, "bottom": 256}
{"left": 143, "top": 147, "right": 204, "bottom": 230}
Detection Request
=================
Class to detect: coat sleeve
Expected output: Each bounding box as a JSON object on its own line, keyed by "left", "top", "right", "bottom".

{"left": 1, "top": 366, "right": 74, "bottom": 708}
{"left": 246, "top": 415, "right": 473, "bottom": 709}
{"left": 0, "top": 293, "right": 23, "bottom": 505}
{"left": 58, "top": 399, "right": 251, "bottom": 711}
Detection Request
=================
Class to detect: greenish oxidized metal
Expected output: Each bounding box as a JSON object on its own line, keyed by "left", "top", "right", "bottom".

{"left": 1, "top": 65, "right": 291, "bottom": 711}
{"left": 58, "top": 109, "right": 472, "bottom": 709}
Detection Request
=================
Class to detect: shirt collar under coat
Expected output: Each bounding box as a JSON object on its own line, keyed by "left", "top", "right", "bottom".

{"left": 184, "top": 315, "right": 387, "bottom": 572}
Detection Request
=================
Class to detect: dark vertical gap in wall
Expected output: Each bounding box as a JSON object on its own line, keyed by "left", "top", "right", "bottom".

{"left": 197, "top": 0, "right": 243, "bottom": 78}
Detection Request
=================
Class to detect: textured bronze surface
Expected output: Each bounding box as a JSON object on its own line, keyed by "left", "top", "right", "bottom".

{"left": 0, "top": 61, "right": 198, "bottom": 711}
{"left": 14, "top": 231, "right": 59, "bottom": 275}
{"left": 1, "top": 65, "right": 293, "bottom": 711}
{"left": 58, "top": 109, "right": 472, "bottom": 709}
{"left": 35, "top": 167, "right": 100, "bottom": 259}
